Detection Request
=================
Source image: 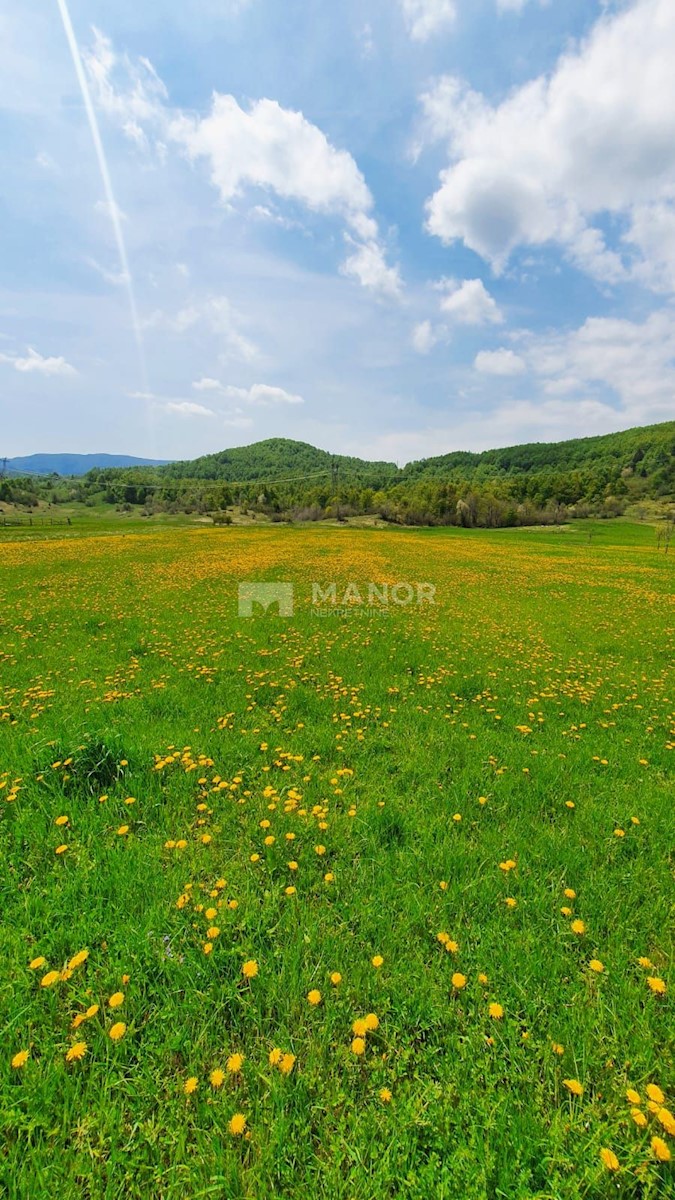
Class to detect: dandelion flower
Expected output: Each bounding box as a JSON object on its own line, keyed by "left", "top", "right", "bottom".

{"left": 505, "top": 898, "right": 517, "bottom": 909}
{"left": 11, "top": 1050, "right": 29, "bottom": 1069}
{"left": 372, "top": 955, "right": 384, "bottom": 968}
{"left": 269, "top": 1048, "right": 283, "bottom": 1067}
{"left": 656, "top": 1107, "right": 675, "bottom": 1136}
{"left": 205, "top": 907, "right": 217, "bottom": 921}
{"left": 109, "top": 1022, "right": 126, "bottom": 1041}
{"left": 324, "top": 872, "right": 334, "bottom": 883}
{"left": 488, "top": 1003, "right": 504, "bottom": 1020}
{"left": 29, "top": 956, "right": 46, "bottom": 970}
{"left": 564, "top": 888, "right": 576, "bottom": 899}
{"left": 330, "top": 972, "right": 342, "bottom": 986}
{"left": 638, "top": 956, "right": 653, "bottom": 969}
{"left": 351, "top": 1037, "right": 366, "bottom": 1056}
{"left": 184, "top": 1076, "right": 198, "bottom": 1095}
{"left": 589, "top": 959, "right": 604, "bottom": 974}
{"left": 364, "top": 1013, "right": 379, "bottom": 1032}
{"left": 647, "top": 976, "right": 666, "bottom": 995}
{"left": 68, "top": 949, "right": 89, "bottom": 970}
{"left": 203, "top": 942, "right": 213, "bottom": 955}
{"left": 242, "top": 960, "right": 258, "bottom": 979}
{"left": 210, "top": 1068, "right": 225, "bottom": 1088}
{"left": 108, "top": 992, "right": 124, "bottom": 1008}
{"left": 40, "top": 970, "right": 60, "bottom": 988}
{"left": 227, "top": 1053, "right": 244, "bottom": 1074}
{"left": 631, "top": 1108, "right": 647, "bottom": 1127}
{"left": 570, "top": 920, "right": 586, "bottom": 935}
{"left": 626, "top": 1088, "right": 642, "bottom": 1105}
{"left": 599, "top": 1148, "right": 619, "bottom": 1172}
{"left": 65, "top": 1042, "right": 87, "bottom": 1063}
{"left": 646, "top": 1084, "right": 665, "bottom": 1105}
{"left": 307, "top": 989, "right": 321, "bottom": 1006}
{"left": 563, "top": 1078, "right": 584, "bottom": 1096}
{"left": 478, "top": 973, "right": 489, "bottom": 986}
{"left": 279, "top": 1053, "right": 296, "bottom": 1075}
{"left": 206, "top": 926, "right": 220, "bottom": 939}
{"left": 379, "top": 1087, "right": 392, "bottom": 1103}
{"left": 55, "top": 844, "right": 68, "bottom": 855}
{"left": 651, "top": 1137, "right": 670, "bottom": 1163}
{"left": 452, "top": 973, "right": 467, "bottom": 990}
{"left": 229, "top": 1113, "right": 247, "bottom": 1136}
{"left": 551, "top": 1042, "right": 564, "bottom": 1056}
{"left": 55, "top": 815, "right": 69, "bottom": 826}
{"left": 561, "top": 906, "right": 572, "bottom": 917}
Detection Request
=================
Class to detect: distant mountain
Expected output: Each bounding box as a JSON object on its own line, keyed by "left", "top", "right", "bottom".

{"left": 5, "top": 453, "right": 171, "bottom": 477}
{"left": 159, "top": 438, "right": 398, "bottom": 486}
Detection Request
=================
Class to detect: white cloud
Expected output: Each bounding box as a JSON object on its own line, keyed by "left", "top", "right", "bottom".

{"left": 0, "top": 347, "right": 76, "bottom": 376}
{"left": 224, "top": 383, "right": 304, "bottom": 406}
{"left": 423, "top": 0, "right": 675, "bottom": 287}
{"left": 523, "top": 307, "right": 675, "bottom": 423}
{"left": 475, "top": 348, "right": 526, "bottom": 375}
{"left": 341, "top": 237, "right": 402, "bottom": 299}
{"left": 165, "top": 400, "right": 215, "bottom": 416}
{"left": 438, "top": 278, "right": 503, "bottom": 324}
{"left": 84, "top": 32, "right": 400, "bottom": 299}
{"left": 192, "top": 377, "right": 223, "bottom": 391}
{"left": 144, "top": 297, "right": 258, "bottom": 361}
{"left": 401, "top": 0, "right": 456, "bottom": 42}
{"left": 412, "top": 320, "right": 437, "bottom": 353}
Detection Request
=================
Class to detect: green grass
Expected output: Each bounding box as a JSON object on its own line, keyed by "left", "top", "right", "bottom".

{"left": 1, "top": 521, "right": 673, "bottom": 1199}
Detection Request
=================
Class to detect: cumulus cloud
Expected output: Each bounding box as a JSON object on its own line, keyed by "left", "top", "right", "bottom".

{"left": 165, "top": 400, "right": 215, "bottom": 416}
{"left": 224, "top": 383, "right": 304, "bottom": 406}
{"left": 85, "top": 32, "right": 400, "bottom": 298}
{"left": 401, "top": 0, "right": 456, "bottom": 42}
{"left": 438, "top": 278, "right": 503, "bottom": 324}
{"left": 423, "top": 0, "right": 675, "bottom": 287}
{"left": 475, "top": 348, "right": 526, "bottom": 375}
{"left": 192, "top": 377, "right": 223, "bottom": 391}
{"left": 412, "top": 320, "right": 437, "bottom": 354}
{"left": 0, "top": 347, "right": 77, "bottom": 376}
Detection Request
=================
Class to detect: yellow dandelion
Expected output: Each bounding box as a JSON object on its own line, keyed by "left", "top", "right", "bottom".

{"left": 40, "top": 970, "right": 60, "bottom": 988}
{"left": 599, "top": 1148, "right": 619, "bottom": 1172}
{"left": 626, "top": 1088, "right": 641, "bottom": 1105}
{"left": 478, "top": 972, "right": 489, "bottom": 986}
{"left": 352, "top": 1018, "right": 368, "bottom": 1037}
{"left": 551, "top": 1042, "right": 564, "bottom": 1056}
{"left": 109, "top": 1022, "right": 126, "bottom": 1041}
{"left": 651, "top": 1137, "right": 670, "bottom": 1163}
{"left": 108, "top": 992, "right": 124, "bottom": 1008}
{"left": 646, "top": 1084, "right": 665, "bottom": 1105}
{"left": 589, "top": 959, "right": 604, "bottom": 974}
{"left": 184, "top": 1076, "right": 198, "bottom": 1095}
{"left": 564, "top": 888, "right": 576, "bottom": 899}
{"left": 210, "top": 1067, "right": 225, "bottom": 1088}
{"left": 351, "top": 1036, "right": 366, "bottom": 1056}
{"left": 563, "top": 1078, "right": 584, "bottom": 1096}
{"left": 11, "top": 1050, "right": 29, "bottom": 1069}
{"left": 29, "top": 956, "right": 46, "bottom": 970}
{"left": 330, "top": 971, "right": 342, "bottom": 986}
{"left": 364, "top": 1013, "right": 379, "bottom": 1032}
{"left": 324, "top": 872, "right": 334, "bottom": 883}
{"left": 307, "top": 989, "right": 321, "bottom": 1006}
{"left": 242, "top": 960, "right": 258, "bottom": 979}
{"left": 452, "top": 972, "right": 467, "bottom": 990}
{"left": 647, "top": 976, "right": 666, "bottom": 995}
{"left": 55, "top": 844, "right": 68, "bottom": 855}
{"left": 656, "top": 1107, "right": 675, "bottom": 1136}
{"left": 206, "top": 926, "right": 220, "bottom": 939}
{"left": 631, "top": 1108, "right": 648, "bottom": 1128}
{"left": 65, "top": 1042, "right": 87, "bottom": 1063}
{"left": 55, "top": 815, "right": 69, "bottom": 826}
{"left": 279, "top": 1053, "right": 296, "bottom": 1075}
{"left": 269, "top": 1047, "right": 283, "bottom": 1067}
{"left": 117, "top": 825, "right": 129, "bottom": 837}
{"left": 227, "top": 1053, "right": 244, "bottom": 1074}
{"left": 67, "top": 949, "right": 89, "bottom": 970}
{"left": 488, "top": 1003, "right": 504, "bottom": 1019}
{"left": 372, "top": 955, "right": 384, "bottom": 968}
{"left": 504, "top": 897, "right": 517, "bottom": 908}
{"left": 570, "top": 919, "right": 586, "bottom": 935}
{"left": 379, "top": 1087, "right": 392, "bottom": 1103}
{"left": 637, "top": 956, "right": 654, "bottom": 969}
{"left": 203, "top": 942, "right": 213, "bottom": 955}
{"left": 229, "top": 1113, "right": 247, "bottom": 1136}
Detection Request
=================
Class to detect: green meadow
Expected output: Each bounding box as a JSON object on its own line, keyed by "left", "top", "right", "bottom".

{"left": 1, "top": 520, "right": 672, "bottom": 1199}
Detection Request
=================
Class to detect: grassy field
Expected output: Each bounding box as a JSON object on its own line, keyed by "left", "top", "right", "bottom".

{"left": 1, "top": 520, "right": 673, "bottom": 1199}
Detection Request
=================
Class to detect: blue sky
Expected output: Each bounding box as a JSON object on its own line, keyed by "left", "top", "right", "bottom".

{"left": 1, "top": 0, "right": 674, "bottom": 462}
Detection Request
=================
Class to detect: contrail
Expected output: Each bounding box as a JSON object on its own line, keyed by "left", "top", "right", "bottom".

{"left": 55, "top": 0, "right": 150, "bottom": 397}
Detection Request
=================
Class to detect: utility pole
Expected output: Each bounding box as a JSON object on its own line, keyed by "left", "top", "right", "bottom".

{"left": 332, "top": 458, "right": 340, "bottom": 522}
